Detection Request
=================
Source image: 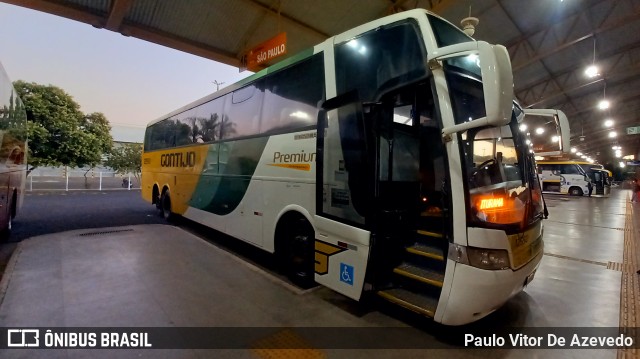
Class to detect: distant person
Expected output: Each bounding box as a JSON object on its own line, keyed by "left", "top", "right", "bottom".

{"left": 632, "top": 179, "right": 640, "bottom": 202}
{"left": 587, "top": 180, "right": 593, "bottom": 197}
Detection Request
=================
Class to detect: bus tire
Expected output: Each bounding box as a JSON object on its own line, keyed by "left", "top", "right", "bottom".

{"left": 153, "top": 185, "right": 162, "bottom": 214}
{"left": 279, "top": 215, "right": 315, "bottom": 288}
{"left": 569, "top": 187, "right": 583, "bottom": 196}
{"left": 160, "top": 190, "right": 174, "bottom": 221}
{"left": 0, "top": 192, "right": 15, "bottom": 241}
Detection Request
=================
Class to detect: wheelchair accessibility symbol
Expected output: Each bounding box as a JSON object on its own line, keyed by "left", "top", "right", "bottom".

{"left": 340, "top": 263, "right": 354, "bottom": 286}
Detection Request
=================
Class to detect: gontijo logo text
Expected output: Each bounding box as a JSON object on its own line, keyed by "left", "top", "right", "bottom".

{"left": 160, "top": 151, "right": 196, "bottom": 168}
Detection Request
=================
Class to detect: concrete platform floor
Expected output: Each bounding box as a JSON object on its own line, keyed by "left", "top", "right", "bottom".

{"left": 0, "top": 189, "right": 637, "bottom": 359}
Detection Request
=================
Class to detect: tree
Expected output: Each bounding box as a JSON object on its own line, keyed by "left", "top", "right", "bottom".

{"left": 104, "top": 143, "right": 142, "bottom": 184}
{"left": 13, "top": 81, "right": 113, "bottom": 172}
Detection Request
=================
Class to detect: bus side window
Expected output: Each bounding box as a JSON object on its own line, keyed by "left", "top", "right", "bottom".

{"left": 262, "top": 54, "right": 324, "bottom": 134}
{"left": 223, "top": 81, "right": 264, "bottom": 139}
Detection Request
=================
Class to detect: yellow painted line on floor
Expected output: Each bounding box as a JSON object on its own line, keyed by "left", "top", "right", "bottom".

{"left": 251, "top": 329, "right": 325, "bottom": 359}
{"left": 618, "top": 201, "right": 638, "bottom": 359}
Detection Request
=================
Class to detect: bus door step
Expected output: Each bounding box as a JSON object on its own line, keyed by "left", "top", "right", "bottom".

{"left": 405, "top": 242, "right": 444, "bottom": 261}
{"left": 377, "top": 288, "right": 438, "bottom": 317}
{"left": 393, "top": 263, "right": 444, "bottom": 287}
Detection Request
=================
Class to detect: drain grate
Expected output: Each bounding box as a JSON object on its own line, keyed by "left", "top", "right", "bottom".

{"left": 79, "top": 229, "right": 134, "bottom": 237}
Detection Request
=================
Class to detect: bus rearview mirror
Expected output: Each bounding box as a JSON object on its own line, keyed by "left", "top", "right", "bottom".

{"left": 430, "top": 41, "right": 514, "bottom": 136}
{"left": 522, "top": 109, "right": 571, "bottom": 155}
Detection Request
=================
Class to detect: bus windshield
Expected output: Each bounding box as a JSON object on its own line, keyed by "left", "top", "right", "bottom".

{"left": 444, "top": 60, "right": 543, "bottom": 228}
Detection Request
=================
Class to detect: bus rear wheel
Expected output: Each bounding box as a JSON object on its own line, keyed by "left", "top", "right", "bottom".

{"left": 160, "top": 191, "right": 174, "bottom": 221}
{"left": 569, "top": 187, "right": 583, "bottom": 196}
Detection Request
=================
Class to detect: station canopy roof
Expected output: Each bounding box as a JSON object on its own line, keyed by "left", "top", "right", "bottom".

{"left": 5, "top": 0, "right": 640, "bottom": 164}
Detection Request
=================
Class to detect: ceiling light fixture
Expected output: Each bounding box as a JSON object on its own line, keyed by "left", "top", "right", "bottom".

{"left": 585, "top": 65, "right": 599, "bottom": 78}
{"left": 609, "top": 131, "right": 617, "bottom": 138}
{"left": 535, "top": 127, "right": 544, "bottom": 135}
{"left": 460, "top": 6, "right": 479, "bottom": 37}
{"left": 585, "top": 38, "right": 599, "bottom": 78}
{"left": 570, "top": 147, "right": 577, "bottom": 153}
{"left": 604, "top": 119, "right": 614, "bottom": 127}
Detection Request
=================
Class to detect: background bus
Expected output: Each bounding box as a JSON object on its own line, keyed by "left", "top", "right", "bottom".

{"left": 576, "top": 161, "right": 612, "bottom": 197}
{"left": 577, "top": 161, "right": 613, "bottom": 195}
{"left": 576, "top": 162, "right": 612, "bottom": 178}
{"left": 142, "top": 9, "right": 546, "bottom": 325}
{"left": 537, "top": 160, "right": 590, "bottom": 196}
{"left": 0, "top": 61, "right": 27, "bottom": 239}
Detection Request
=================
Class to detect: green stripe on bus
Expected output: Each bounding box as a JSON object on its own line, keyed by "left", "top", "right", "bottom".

{"left": 189, "top": 137, "right": 269, "bottom": 215}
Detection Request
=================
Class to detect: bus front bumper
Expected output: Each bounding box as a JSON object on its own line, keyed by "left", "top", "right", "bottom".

{"left": 437, "top": 249, "right": 543, "bottom": 326}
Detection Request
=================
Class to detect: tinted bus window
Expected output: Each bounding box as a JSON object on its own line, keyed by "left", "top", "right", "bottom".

{"left": 223, "top": 81, "right": 264, "bottom": 139}
{"left": 145, "top": 118, "right": 179, "bottom": 151}
{"left": 262, "top": 54, "right": 324, "bottom": 133}
{"left": 175, "top": 108, "right": 198, "bottom": 146}
{"left": 194, "top": 95, "right": 226, "bottom": 143}
{"left": 335, "top": 21, "right": 427, "bottom": 101}
{"left": 427, "top": 14, "right": 473, "bottom": 47}
{"left": 561, "top": 165, "right": 581, "bottom": 175}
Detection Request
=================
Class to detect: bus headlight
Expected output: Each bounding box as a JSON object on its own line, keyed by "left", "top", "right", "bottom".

{"left": 467, "top": 248, "right": 510, "bottom": 270}
{"left": 448, "top": 244, "right": 510, "bottom": 270}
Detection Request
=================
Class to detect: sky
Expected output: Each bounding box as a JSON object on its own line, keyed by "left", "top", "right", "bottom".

{"left": 0, "top": 2, "right": 252, "bottom": 129}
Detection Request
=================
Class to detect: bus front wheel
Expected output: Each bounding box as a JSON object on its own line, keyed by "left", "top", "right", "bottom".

{"left": 569, "top": 187, "right": 583, "bottom": 196}
{"left": 281, "top": 217, "right": 315, "bottom": 288}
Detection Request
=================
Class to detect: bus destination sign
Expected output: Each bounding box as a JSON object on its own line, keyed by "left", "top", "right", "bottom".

{"left": 245, "top": 32, "right": 287, "bottom": 72}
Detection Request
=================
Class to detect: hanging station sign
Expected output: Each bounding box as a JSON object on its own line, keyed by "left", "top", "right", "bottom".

{"left": 626, "top": 126, "right": 640, "bottom": 135}
{"left": 245, "top": 32, "right": 287, "bottom": 72}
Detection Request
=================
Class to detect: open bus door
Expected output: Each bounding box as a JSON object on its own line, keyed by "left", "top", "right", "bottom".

{"left": 522, "top": 108, "right": 570, "bottom": 215}
{"left": 314, "top": 92, "right": 374, "bottom": 300}
{"left": 587, "top": 169, "right": 611, "bottom": 197}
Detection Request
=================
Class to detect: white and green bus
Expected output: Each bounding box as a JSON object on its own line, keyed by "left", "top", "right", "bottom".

{"left": 537, "top": 160, "right": 591, "bottom": 196}
{"left": 142, "top": 9, "right": 553, "bottom": 325}
{"left": 0, "top": 61, "right": 27, "bottom": 240}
